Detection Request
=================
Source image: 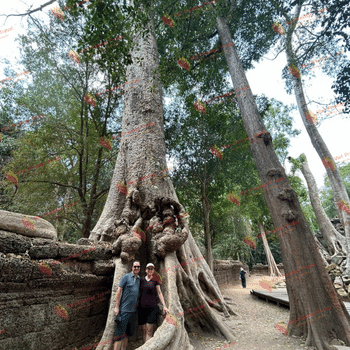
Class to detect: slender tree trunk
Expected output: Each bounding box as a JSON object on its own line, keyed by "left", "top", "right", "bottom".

{"left": 315, "top": 235, "right": 332, "bottom": 266}
{"left": 284, "top": 5, "right": 350, "bottom": 275}
{"left": 258, "top": 222, "right": 282, "bottom": 277}
{"left": 216, "top": 15, "right": 350, "bottom": 349}
{"left": 201, "top": 184, "right": 213, "bottom": 271}
{"left": 300, "top": 155, "right": 346, "bottom": 256}
{"left": 80, "top": 144, "right": 107, "bottom": 237}
{"left": 60, "top": 183, "right": 72, "bottom": 240}
{"left": 89, "top": 14, "right": 236, "bottom": 350}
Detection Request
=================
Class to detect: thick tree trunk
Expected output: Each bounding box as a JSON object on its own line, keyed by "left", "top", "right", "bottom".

{"left": 300, "top": 155, "right": 346, "bottom": 256}
{"left": 284, "top": 6, "right": 350, "bottom": 275}
{"left": 89, "top": 15, "right": 236, "bottom": 350}
{"left": 258, "top": 222, "right": 282, "bottom": 277}
{"left": 201, "top": 184, "right": 213, "bottom": 271}
{"left": 216, "top": 15, "right": 350, "bottom": 350}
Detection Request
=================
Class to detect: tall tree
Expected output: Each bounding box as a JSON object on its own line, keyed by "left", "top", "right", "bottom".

{"left": 215, "top": 6, "right": 350, "bottom": 350}
{"left": 272, "top": 0, "right": 350, "bottom": 274}
{"left": 88, "top": 6, "right": 237, "bottom": 350}
{"left": 290, "top": 154, "right": 346, "bottom": 257}
{"left": 258, "top": 222, "right": 282, "bottom": 276}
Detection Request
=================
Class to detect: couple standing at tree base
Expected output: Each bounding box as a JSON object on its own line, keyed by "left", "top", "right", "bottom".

{"left": 113, "top": 261, "right": 169, "bottom": 350}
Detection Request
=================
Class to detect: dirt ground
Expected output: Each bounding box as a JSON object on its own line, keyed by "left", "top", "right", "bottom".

{"left": 187, "top": 274, "right": 316, "bottom": 350}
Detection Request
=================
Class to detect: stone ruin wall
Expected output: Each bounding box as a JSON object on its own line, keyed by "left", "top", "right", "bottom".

{"left": 213, "top": 259, "right": 249, "bottom": 287}
{"left": 251, "top": 263, "right": 284, "bottom": 276}
{"left": 0, "top": 225, "right": 285, "bottom": 350}
{"left": 0, "top": 231, "right": 114, "bottom": 350}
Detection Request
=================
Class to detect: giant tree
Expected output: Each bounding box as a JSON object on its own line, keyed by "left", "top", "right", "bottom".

{"left": 84, "top": 1, "right": 239, "bottom": 349}
{"left": 270, "top": 0, "right": 350, "bottom": 275}
{"left": 87, "top": 0, "right": 350, "bottom": 348}
{"left": 213, "top": 1, "right": 350, "bottom": 348}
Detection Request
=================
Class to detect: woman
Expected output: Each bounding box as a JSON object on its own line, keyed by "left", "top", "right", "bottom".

{"left": 240, "top": 267, "right": 246, "bottom": 288}
{"left": 138, "top": 263, "right": 169, "bottom": 343}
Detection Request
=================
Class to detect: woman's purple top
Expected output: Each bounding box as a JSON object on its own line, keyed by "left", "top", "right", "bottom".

{"left": 139, "top": 276, "right": 159, "bottom": 307}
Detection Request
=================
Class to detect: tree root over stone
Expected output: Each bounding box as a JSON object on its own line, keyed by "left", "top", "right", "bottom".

{"left": 93, "top": 191, "right": 236, "bottom": 350}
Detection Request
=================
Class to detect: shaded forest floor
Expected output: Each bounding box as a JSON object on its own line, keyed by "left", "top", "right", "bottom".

{"left": 188, "top": 274, "right": 316, "bottom": 350}
{"left": 88, "top": 275, "right": 316, "bottom": 350}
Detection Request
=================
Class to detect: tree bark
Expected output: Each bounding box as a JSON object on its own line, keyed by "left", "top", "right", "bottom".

{"left": 258, "top": 222, "right": 282, "bottom": 277}
{"left": 201, "top": 183, "right": 213, "bottom": 271}
{"left": 216, "top": 14, "right": 350, "bottom": 350}
{"left": 89, "top": 15, "right": 236, "bottom": 350}
{"left": 300, "top": 155, "right": 346, "bottom": 256}
{"left": 284, "top": 4, "right": 350, "bottom": 275}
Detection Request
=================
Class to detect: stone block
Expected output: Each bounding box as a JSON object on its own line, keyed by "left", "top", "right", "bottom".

{"left": 0, "top": 210, "right": 57, "bottom": 240}
{"left": 0, "top": 231, "right": 31, "bottom": 254}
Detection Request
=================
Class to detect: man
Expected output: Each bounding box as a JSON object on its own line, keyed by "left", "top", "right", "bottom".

{"left": 240, "top": 267, "right": 246, "bottom": 288}
{"left": 114, "top": 261, "right": 141, "bottom": 350}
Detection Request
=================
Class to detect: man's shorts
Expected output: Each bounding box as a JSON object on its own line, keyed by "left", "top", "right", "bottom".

{"left": 114, "top": 311, "right": 137, "bottom": 341}
{"left": 138, "top": 306, "right": 158, "bottom": 325}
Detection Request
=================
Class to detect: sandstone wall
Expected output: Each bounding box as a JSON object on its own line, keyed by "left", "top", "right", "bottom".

{"left": 251, "top": 263, "right": 284, "bottom": 276}
{"left": 0, "top": 231, "right": 114, "bottom": 350}
{"left": 213, "top": 259, "right": 249, "bottom": 287}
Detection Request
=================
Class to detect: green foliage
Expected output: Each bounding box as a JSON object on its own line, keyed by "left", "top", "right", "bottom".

{"left": 321, "top": 163, "right": 350, "bottom": 218}
{"left": 318, "top": 0, "right": 350, "bottom": 115}
{"left": 0, "top": 2, "right": 132, "bottom": 239}
{"left": 167, "top": 88, "right": 299, "bottom": 265}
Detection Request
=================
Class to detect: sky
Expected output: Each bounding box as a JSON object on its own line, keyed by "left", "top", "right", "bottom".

{"left": 1, "top": 0, "right": 349, "bottom": 190}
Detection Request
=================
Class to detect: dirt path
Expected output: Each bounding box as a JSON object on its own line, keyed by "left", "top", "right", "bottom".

{"left": 90, "top": 275, "right": 316, "bottom": 350}
{"left": 188, "top": 274, "right": 316, "bottom": 350}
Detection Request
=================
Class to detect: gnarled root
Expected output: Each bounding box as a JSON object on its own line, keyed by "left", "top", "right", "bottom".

{"left": 93, "top": 194, "right": 236, "bottom": 350}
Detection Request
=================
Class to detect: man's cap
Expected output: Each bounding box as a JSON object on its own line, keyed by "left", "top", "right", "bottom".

{"left": 146, "top": 263, "right": 155, "bottom": 268}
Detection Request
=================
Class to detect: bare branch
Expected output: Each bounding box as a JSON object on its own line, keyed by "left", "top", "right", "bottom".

{"left": 262, "top": 47, "right": 285, "bottom": 61}
{"left": 0, "top": 0, "right": 56, "bottom": 23}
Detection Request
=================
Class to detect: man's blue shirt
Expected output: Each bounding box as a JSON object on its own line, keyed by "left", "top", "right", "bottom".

{"left": 119, "top": 272, "right": 140, "bottom": 313}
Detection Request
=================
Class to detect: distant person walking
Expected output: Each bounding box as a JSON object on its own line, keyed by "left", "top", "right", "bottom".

{"left": 113, "top": 261, "right": 141, "bottom": 350}
{"left": 240, "top": 267, "right": 246, "bottom": 288}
